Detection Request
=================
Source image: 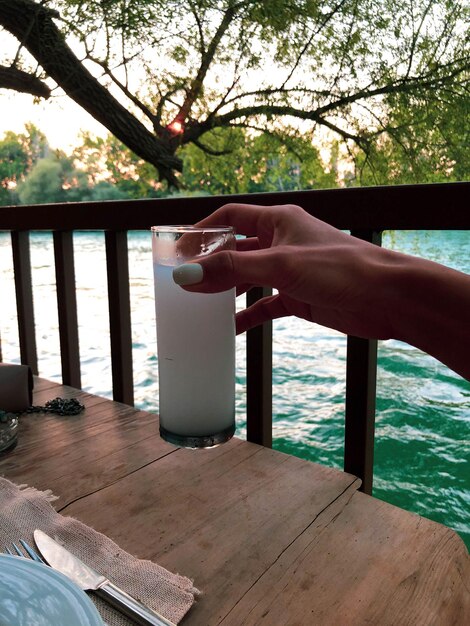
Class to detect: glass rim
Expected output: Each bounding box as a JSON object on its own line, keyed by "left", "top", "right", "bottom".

{"left": 151, "top": 225, "right": 234, "bottom": 233}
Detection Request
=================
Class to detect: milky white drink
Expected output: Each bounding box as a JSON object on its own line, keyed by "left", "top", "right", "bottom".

{"left": 152, "top": 226, "right": 236, "bottom": 448}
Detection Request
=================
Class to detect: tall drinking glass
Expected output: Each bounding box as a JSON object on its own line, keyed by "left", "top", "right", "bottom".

{"left": 151, "top": 225, "right": 236, "bottom": 448}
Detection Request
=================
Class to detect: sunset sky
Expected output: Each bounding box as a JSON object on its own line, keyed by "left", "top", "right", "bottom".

{"left": 0, "top": 89, "right": 106, "bottom": 150}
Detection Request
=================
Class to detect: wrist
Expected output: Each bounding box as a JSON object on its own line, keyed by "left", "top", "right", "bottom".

{"left": 380, "top": 250, "right": 470, "bottom": 379}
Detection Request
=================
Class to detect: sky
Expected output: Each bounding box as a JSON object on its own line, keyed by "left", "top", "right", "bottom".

{"left": 0, "top": 23, "right": 108, "bottom": 151}
{"left": 0, "top": 89, "right": 107, "bottom": 151}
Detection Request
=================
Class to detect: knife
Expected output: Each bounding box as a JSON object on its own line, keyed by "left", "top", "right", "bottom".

{"left": 33, "top": 529, "right": 176, "bottom": 626}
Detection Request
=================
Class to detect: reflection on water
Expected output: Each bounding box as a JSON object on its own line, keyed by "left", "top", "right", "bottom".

{"left": 0, "top": 229, "right": 469, "bottom": 547}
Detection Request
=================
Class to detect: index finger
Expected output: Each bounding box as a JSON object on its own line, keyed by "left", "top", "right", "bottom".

{"left": 195, "top": 203, "right": 279, "bottom": 238}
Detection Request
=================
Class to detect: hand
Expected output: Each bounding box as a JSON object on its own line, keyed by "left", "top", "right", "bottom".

{"left": 174, "top": 203, "right": 399, "bottom": 338}
{"left": 173, "top": 202, "right": 470, "bottom": 379}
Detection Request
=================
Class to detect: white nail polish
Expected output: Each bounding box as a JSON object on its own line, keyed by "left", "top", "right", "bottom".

{"left": 173, "top": 263, "right": 204, "bottom": 286}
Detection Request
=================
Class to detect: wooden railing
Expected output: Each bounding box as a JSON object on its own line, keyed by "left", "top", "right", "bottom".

{"left": 1, "top": 182, "right": 469, "bottom": 493}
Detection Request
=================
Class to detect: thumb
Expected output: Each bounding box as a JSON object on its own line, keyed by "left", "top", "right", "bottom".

{"left": 236, "top": 294, "right": 291, "bottom": 334}
{"left": 173, "top": 248, "right": 274, "bottom": 293}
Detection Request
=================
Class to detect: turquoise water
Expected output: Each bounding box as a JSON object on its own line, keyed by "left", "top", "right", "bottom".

{"left": 0, "top": 229, "right": 469, "bottom": 548}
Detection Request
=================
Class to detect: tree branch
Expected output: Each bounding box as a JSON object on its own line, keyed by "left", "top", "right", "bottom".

{"left": 188, "top": 0, "right": 206, "bottom": 55}
{"left": 176, "top": 1, "right": 240, "bottom": 123}
{"left": 219, "top": 86, "right": 331, "bottom": 108}
{"left": 280, "top": 0, "right": 350, "bottom": 90}
{"left": 192, "top": 137, "right": 233, "bottom": 156}
{"left": 0, "top": 64, "right": 50, "bottom": 97}
{"left": 195, "top": 103, "right": 367, "bottom": 146}
{"left": 328, "top": 0, "right": 359, "bottom": 93}
{"left": 315, "top": 63, "right": 470, "bottom": 117}
{"left": 405, "top": 0, "right": 434, "bottom": 79}
{"left": 85, "top": 53, "right": 159, "bottom": 128}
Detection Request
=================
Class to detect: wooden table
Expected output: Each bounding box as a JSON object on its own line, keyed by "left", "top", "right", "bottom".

{"left": 1, "top": 378, "right": 468, "bottom": 624}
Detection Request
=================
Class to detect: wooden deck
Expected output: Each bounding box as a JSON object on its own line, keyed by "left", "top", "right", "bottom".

{"left": 0, "top": 378, "right": 468, "bottom": 624}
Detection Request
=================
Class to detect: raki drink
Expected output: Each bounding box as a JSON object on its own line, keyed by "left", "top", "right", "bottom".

{"left": 152, "top": 226, "right": 236, "bottom": 448}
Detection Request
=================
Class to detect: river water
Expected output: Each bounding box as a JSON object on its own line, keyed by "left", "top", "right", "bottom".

{"left": 0, "top": 229, "right": 469, "bottom": 547}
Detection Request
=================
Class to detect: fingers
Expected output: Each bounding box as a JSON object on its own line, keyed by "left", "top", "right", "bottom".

{"left": 195, "top": 203, "right": 266, "bottom": 235}
{"left": 173, "top": 248, "right": 276, "bottom": 293}
{"left": 236, "top": 236, "right": 260, "bottom": 252}
{"left": 174, "top": 203, "right": 308, "bottom": 294}
{"left": 235, "top": 294, "right": 290, "bottom": 334}
{"left": 236, "top": 283, "right": 254, "bottom": 297}
{"left": 195, "top": 203, "right": 293, "bottom": 239}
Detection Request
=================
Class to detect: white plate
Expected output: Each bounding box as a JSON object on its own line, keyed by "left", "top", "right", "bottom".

{"left": 0, "top": 554, "right": 104, "bottom": 626}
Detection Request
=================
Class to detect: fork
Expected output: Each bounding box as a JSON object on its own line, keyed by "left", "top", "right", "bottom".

{"left": 4, "top": 539, "right": 46, "bottom": 563}
{"left": 4, "top": 541, "right": 111, "bottom": 626}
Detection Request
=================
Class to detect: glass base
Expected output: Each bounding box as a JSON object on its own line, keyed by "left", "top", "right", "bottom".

{"left": 160, "top": 422, "right": 235, "bottom": 449}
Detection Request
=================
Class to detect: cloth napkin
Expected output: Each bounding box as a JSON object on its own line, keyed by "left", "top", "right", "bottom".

{"left": 0, "top": 477, "right": 199, "bottom": 625}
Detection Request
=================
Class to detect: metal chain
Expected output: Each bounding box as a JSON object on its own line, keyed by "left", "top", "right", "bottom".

{"left": 1, "top": 398, "right": 85, "bottom": 422}
{"left": 0, "top": 398, "right": 84, "bottom": 418}
{"left": 25, "top": 397, "right": 85, "bottom": 416}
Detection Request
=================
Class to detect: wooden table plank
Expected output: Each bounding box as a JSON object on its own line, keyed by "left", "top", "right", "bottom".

{"left": 0, "top": 378, "right": 467, "bottom": 625}
{"left": 62, "top": 446, "right": 360, "bottom": 624}
{"left": 3, "top": 382, "right": 177, "bottom": 507}
{"left": 221, "top": 492, "right": 469, "bottom": 625}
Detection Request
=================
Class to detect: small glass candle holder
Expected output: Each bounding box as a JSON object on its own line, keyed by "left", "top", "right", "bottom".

{"left": 0, "top": 411, "right": 19, "bottom": 453}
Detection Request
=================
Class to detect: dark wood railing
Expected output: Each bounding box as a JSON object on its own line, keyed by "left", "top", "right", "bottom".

{"left": 1, "top": 182, "right": 469, "bottom": 493}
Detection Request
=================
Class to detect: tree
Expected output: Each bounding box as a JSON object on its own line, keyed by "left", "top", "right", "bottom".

{"left": 17, "top": 157, "right": 65, "bottom": 204}
{"left": 73, "top": 127, "right": 337, "bottom": 197}
{"left": 73, "top": 132, "right": 163, "bottom": 197}
{"left": 352, "top": 80, "right": 470, "bottom": 185}
{"left": 1, "top": 0, "right": 468, "bottom": 187}
{"left": 16, "top": 151, "right": 90, "bottom": 204}
{"left": 180, "top": 128, "right": 337, "bottom": 194}
{"left": 0, "top": 124, "right": 49, "bottom": 204}
{"left": 0, "top": 132, "right": 28, "bottom": 205}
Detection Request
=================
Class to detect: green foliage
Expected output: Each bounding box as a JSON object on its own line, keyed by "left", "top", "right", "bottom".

{"left": 88, "top": 181, "right": 129, "bottom": 201}
{"left": 0, "top": 134, "right": 27, "bottom": 188}
{"left": 17, "top": 157, "right": 64, "bottom": 204}
{"left": 73, "top": 132, "right": 163, "bottom": 197}
{"left": 16, "top": 151, "right": 89, "bottom": 204}
{"left": 352, "top": 78, "right": 470, "bottom": 185}
{"left": 180, "top": 128, "right": 337, "bottom": 193}
{"left": 71, "top": 127, "right": 337, "bottom": 198}
{"left": 4, "top": 124, "right": 337, "bottom": 205}
{"left": 0, "top": 124, "right": 50, "bottom": 205}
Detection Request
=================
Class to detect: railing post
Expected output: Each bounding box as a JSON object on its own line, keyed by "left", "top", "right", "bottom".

{"left": 53, "top": 231, "right": 81, "bottom": 388}
{"left": 11, "top": 231, "right": 38, "bottom": 374}
{"left": 344, "top": 230, "right": 382, "bottom": 494}
{"left": 105, "top": 230, "right": 134, "bottom": 406}
{"left": 246, "top": 287, "right": 273, "bottom": 447}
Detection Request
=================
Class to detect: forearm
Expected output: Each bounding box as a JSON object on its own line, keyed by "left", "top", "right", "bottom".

{"left": 381, "top": 252, "right": 470, "bottom": 380}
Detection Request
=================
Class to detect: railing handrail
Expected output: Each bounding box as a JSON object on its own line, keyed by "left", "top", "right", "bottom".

{"left": 1, "top": 182, "right": 469, "bottom": 495}
{"left": 0, "top": 182, "right": 469, "bottom": 231}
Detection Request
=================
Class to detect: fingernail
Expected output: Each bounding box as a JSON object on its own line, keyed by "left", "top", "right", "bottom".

{"left": 173, "top": 263, "right": 204, "bottom": 286}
